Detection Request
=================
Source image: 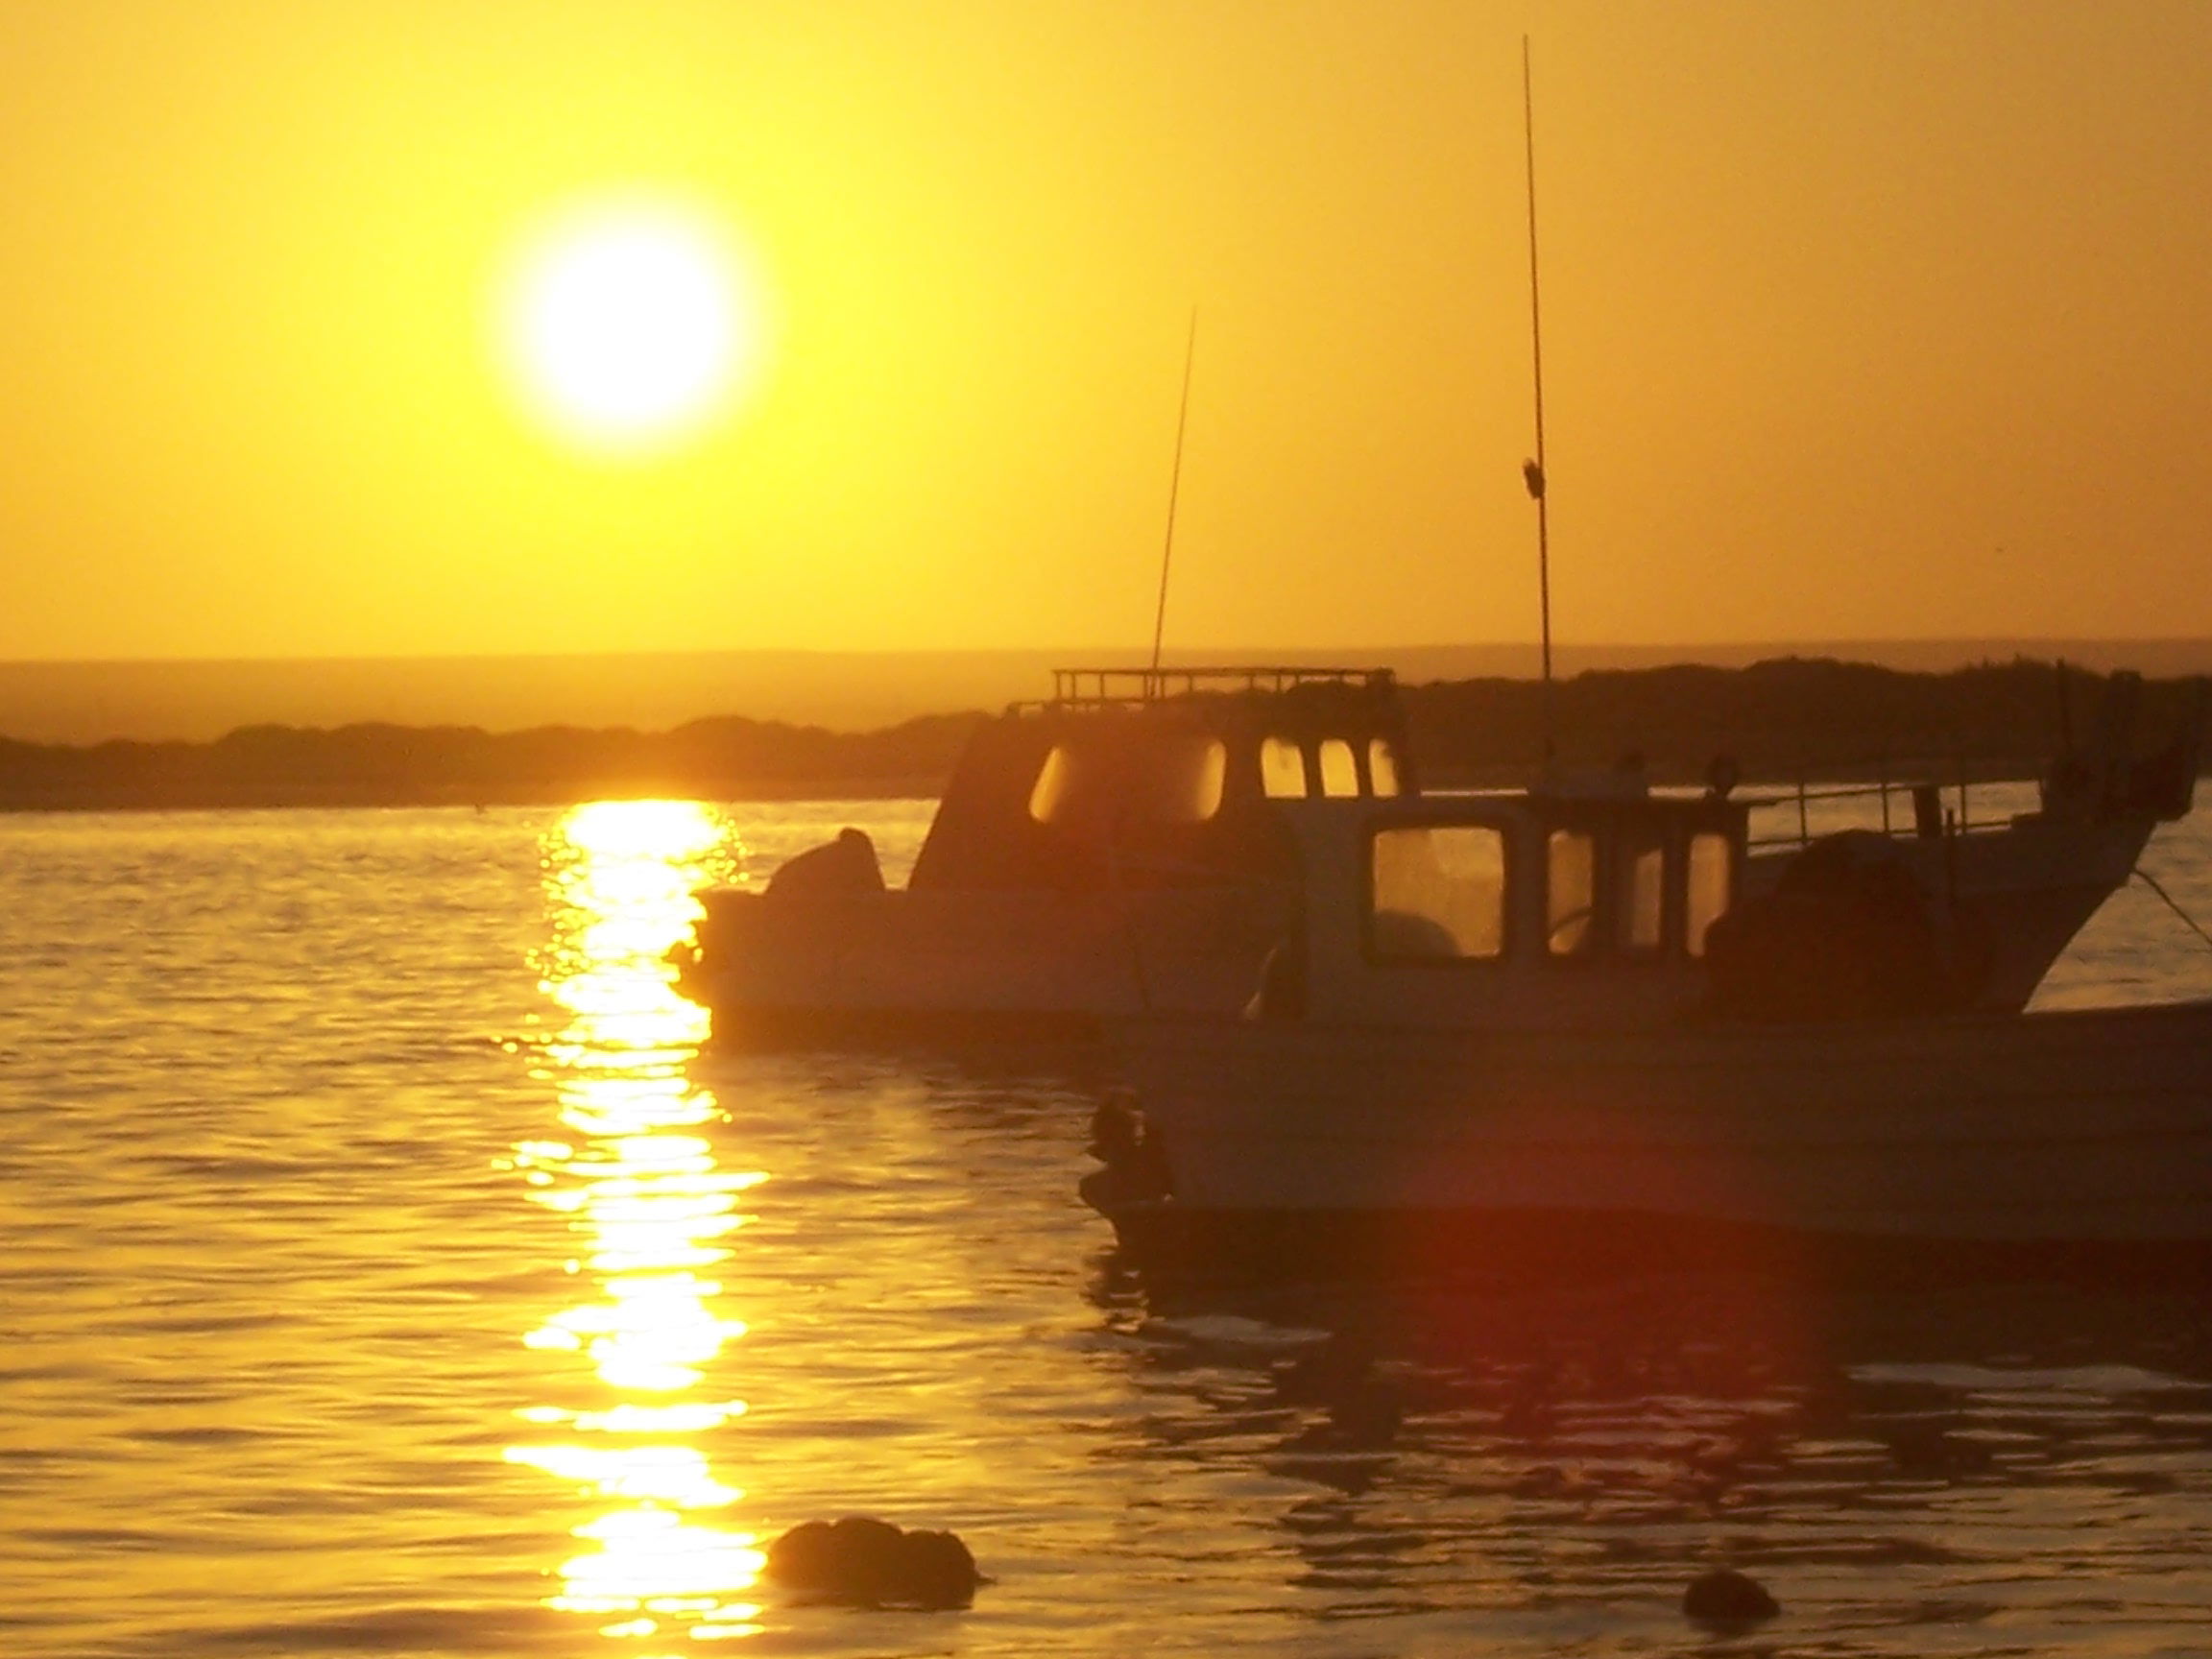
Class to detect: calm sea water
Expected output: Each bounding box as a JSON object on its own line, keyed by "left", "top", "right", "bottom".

{"left": 5, "top": 797, "right": 2212, "bottom": 1658}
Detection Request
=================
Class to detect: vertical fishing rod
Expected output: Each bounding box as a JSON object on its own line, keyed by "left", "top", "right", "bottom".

{"left": 1148, "top": 305, "right": 1200, "bottom": 680}
{"left": 1521, "top": 36, "right": 1554, "bottom": 761}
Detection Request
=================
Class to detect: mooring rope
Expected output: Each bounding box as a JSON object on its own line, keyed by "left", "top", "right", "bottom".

{"left": 2133, "top": 866, "right": 2212, "bottom": 955}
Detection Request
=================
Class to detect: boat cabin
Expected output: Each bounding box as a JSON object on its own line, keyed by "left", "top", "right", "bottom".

{"left": 1278, "top": 777, "right": 1748, "bottom": 1030}
{"left": 907, "top": 667, "right": 1416, "bottom": 893}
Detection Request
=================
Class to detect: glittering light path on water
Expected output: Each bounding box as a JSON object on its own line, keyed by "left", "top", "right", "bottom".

{"left": 505, "top": 800, "right": 766, "bottom": 1647}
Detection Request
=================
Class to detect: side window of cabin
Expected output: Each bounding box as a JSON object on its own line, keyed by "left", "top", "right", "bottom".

{"left": 1136, "top": 735, "right": 1228, "bottom": 823}
{"left": 1686, "top": 831, "right": 1732, "bottom": 956}
{"left": 1318, "top": 737, "right": 1359, "bottom": 798}
{"left": 1370, "top": 826, "right": 1505, "bottom": 960}
{"left": 1616, "top": 831, "right": 1665, "bottom": 953}
{"left": 1173, "top": 735, "right": 1229, "bottom": 821}
{"left": 1028, "top": 745, "right": 1074, "bottom": 823}
{"left": 1546, "top": 829, "right": 1597, "bottom": 957}
{"left": 1261, "top": 736, "right": 1308, "bottom": 799}
{"left": 1368, "top": 738, "right": 1401, "bottom": 797}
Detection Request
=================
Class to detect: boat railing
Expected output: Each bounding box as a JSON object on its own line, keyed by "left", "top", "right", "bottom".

{"left": 1031, "top": 665, "right": 1397, "bottom": 710}
{"left": 1744, "top": 759, "right": 2045, "bottom": 853}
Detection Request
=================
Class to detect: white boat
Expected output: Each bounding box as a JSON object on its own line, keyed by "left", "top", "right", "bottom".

{"left": 1086, "top": 771, "right": 2212, "bottom": 1270}
{"left": 678, "top": 667, "right": 1416, "bottom": 1045}
{"left": 678, "top": 664, "right": 2197, "bottom": 1048}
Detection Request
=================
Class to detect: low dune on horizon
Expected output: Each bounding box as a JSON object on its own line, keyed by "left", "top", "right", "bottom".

{"left": 7, "top": 640, "right": 2212, "bottom": 747}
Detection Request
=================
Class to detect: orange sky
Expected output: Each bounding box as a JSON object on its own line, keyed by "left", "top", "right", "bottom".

{"left": 3, "top": 0, "right": 2208, "bottom": 662}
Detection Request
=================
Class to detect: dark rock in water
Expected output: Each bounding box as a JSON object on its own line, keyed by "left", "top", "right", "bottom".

{"left": 1883, "top": 1422, "right": 1996, "bottom": 1479}
{"left": 1682, "top": 1567, "right": 1779, "bottom": 1625}
{"left": 765, "top": 1516, "right": 980, "bottom": 1610}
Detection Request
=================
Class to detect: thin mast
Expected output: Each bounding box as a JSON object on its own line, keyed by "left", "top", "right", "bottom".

{"left": 1149, "top": 305, "right": 1200, "bottom": 678}
{"left": 1521, "top": 36, "right": 1554, "bottom": 759}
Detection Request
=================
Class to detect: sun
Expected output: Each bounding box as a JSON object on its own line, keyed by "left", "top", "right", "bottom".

{"left": 497, "top": 197, "right": 766, "bottom": 456}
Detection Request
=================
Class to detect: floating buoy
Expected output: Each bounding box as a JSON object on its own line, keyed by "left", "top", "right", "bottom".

{"left": 1883, "top": 1423, "right": 1995, "bottom": 1479}
{"left": 1682, "top": 1566, "right": 1779, "bottom": 1625}
{"left": 764, "top": 1516, "right": 980, "bottom": 1610}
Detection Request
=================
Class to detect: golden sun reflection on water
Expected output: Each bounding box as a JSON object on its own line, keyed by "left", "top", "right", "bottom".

{"left": 507, "top": 800, "right": 767, "bottom": 1646}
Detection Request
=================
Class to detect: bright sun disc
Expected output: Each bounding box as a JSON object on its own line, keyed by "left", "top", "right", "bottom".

{"left": 499, "top": 200, "right": 764, "bottom": 455}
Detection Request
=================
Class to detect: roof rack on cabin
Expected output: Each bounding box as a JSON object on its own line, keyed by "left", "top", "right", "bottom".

{"left": 1039, "top": 666, "right": 1397, "bottom": 709}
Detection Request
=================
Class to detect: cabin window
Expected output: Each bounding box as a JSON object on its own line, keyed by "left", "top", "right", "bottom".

{"left": 1028, "top": 736, "right": 1226, "bottom": 825}
{"left": 1261, "top": 736, "right": 1308, "bottom": 799}
{"left": 1686, "top": 831, "right": 1732, "bottom": 956}
{"left": 1028, "top": 745, "right": 1075, "bottom": 823}
{"left": 1182, "top": 737, "right": 1229, "bottom": 821}
{"left": 1546, "top": 829, "right": 1597, "bottom": 956}
{"left": 1368, "top": 738, "right": 1401, "bottom": 797}
{"left": 1319, "top": 738, "right": 1360, "bottom": 798}
{"left": 1617, "top": 832, "right": 1665, "bottom": 953}
{"left": 1133, "top": 734, "right": 1228, "bottom": 823}
{"left": 1370, "top": 825, "right": 1505, "bottom": 960}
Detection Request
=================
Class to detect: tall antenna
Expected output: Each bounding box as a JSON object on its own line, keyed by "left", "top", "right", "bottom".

{"left": 1149, "top": 305, "right": 1200, "bottom": 676}
{"left": 1521, "top": 36, "right": 1554, "bottom": 760}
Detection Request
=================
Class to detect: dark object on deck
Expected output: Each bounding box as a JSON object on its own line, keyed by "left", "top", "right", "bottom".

{"left": 1705, "top": 831, "right": 1989, "bottom": 1020}
{"left": 767, "top": 828, "right": 884, "bottom": 897}
{"left": 1079, "top": 1090, "right": 1173, "bottom": 1213}
{"left": 2120, "top": 724, "right": 2203, "bottom": 820}
{"left": 1682, "top": 1566, "right": 1780, "bottom": 1625}
{"left": 764, "top": 1516, "right": 980, "bottom": 1610}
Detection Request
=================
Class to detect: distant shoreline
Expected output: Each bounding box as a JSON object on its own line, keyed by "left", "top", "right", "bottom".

{"left": 9, "top": 640, "right": 2212, "bottom": 746}
{"left": 0, "top": 658, "right": 2200, "bottom": 814}
{"left": 0, "top": 779, "right": 952, "bottom": 814}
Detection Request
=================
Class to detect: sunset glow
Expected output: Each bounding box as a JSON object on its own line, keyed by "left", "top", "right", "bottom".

{"left": 2, "top": 6, "right": 2212, "bottom": 661}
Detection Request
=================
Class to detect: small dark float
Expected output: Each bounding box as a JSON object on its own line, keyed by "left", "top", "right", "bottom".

{"left": 1682, "top": 1566, "right": 1781, "bottom": 1626}
{"left": 764, "top": 1516, "right": 981, "bottom": 1610}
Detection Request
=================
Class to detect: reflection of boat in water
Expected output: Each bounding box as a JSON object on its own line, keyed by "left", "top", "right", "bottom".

{"left": 1085, "top": 745, "right": 2212, "bottom": 1271}
{"left": 678, "top": 667, "right": 1414, "bottom": 1045}
{"left": 678, "top": 661, "right": 2198, "bottom": 1049}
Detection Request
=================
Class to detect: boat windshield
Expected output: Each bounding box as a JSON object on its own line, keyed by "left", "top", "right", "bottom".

{"left": 1369, "top": 826, "right": 1506, "bottom": 960}
{"left": 1687, "top": 831, "right": 1731, "bottom": 955}
{"left": 1027, "top": 734, "right": 1228, "bottom": 827}
{"left": 1616, "top": 830, "right": 1665, "bottom": 953}
{"left": 1546, "top": 829, "right": 1597, "bottom": 957}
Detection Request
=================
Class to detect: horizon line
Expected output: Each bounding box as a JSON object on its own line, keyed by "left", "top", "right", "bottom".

{"left": 9, "top": 635, "right": 2212, "bottom": 670}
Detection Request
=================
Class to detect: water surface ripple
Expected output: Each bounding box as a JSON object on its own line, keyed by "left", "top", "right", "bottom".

{"left": 3, "top": 800, "right": 2211, "bottom": 1656}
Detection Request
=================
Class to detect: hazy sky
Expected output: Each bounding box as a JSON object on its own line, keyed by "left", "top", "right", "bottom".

{"left": 4, "top": 1, "right": 2208, "bottom": 662}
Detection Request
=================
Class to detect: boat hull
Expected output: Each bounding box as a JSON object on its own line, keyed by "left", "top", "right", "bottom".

{"left": 685, "top": 884, "right": 1293, "bottom": 1048}
{"left": 1101, "top": 999, "right": 2212, "bottom": 1258}
{"left": 1742, "top": 811, "right": 2154, "bottom": 1014}
{"left": 1095, "top": 1196, "right": 2212, "bottom": 1286}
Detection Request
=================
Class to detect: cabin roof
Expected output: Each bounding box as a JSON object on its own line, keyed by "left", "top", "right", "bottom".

{"left": 1021, "top": 665, "right": 1396, "bottom": 712}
